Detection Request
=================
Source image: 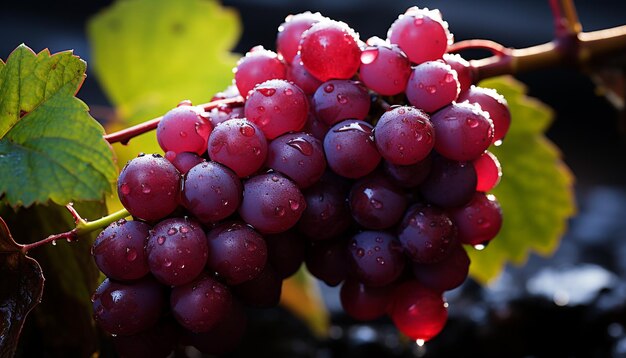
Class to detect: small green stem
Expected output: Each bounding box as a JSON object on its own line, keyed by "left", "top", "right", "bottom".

{"left": 20, "top": 208, "right": 130, "bottom": 254}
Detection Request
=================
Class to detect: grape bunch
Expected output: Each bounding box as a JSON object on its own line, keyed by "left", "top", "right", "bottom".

{"left": 91, "top": 6, "right": 508, "bottom": 355}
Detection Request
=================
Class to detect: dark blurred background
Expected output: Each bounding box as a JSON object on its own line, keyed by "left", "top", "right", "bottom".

{"left": 2, "top": 1, "right": 626, "bottom": 357}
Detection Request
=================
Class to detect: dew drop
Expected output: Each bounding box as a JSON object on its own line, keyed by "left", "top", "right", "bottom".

{"left": 257, "top": 106, "right": 266, "bottom": 113}
{"left": 239, "top": 124, "right": 255, "bottom": 137}
{"left": 274, "top": 206, "right": 286, "bottom": 217}
{"left": 376, "top": 257, "right": 385, "bottom": 265}
{"left": 426, "top": 85, "right": 437, "bottom": 94}
{"left": 179, "top": 131, "right": 188, "bottom": 138}
{"left": 252, "top": 147, "right": 261, "bottom": 155}
{"left": 284, "top": 88, "right": 294, "bottom": 96}
{"left": 164, "top": 259, "right": 172, "bottom": 267}
{"left": 289, "top": 199, "right": 300, "bottom": 211}
{"left": 120, "top": 183, "right": 131, "bottom": 195}
{"left": 370, "top": 199, "right": 383, "bottom": 209}
{"left": 125, "top": 248, "right": 137, "bottom": 262}
{"left": 167, "top": 227, "right": 178, "bottom": 235}
{"left": 360, "top": 48, "right": 379, "bottom": 64}
{"left": 337, "top": 94, "right": 348, "bottom": 104}
{"left": 180, "top": 226, "right": 189, "bottom": 234}
{"left": 324, "top": 84, "right": 335, "bottom": 93}
{"left": 444, "top": 73, "right": 455, "bottom": 83}
{"left": 271, "top": 176, "right": 279, "bottom": 182}
{"left": 157, "top": 236, "right": 166, "bottom": 245}
{"left": 258, "top": 87, "right": 276, "bottom": 97}
{"left": 356, "top": 248, "right": 365, "bottom": 258}
{"left": 414, "top": 16, "right": 424, "bottom": 25}
{"left": 466, "top": 117, "right": 479, "bottom": 128}
{"left": 332, "top": 121, "right": 371, "bottom": 134}
{"left": 286, "top": 137, "right": 313, "bottom": 156}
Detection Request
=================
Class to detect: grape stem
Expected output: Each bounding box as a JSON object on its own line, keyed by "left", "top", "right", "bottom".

{"left": 20, "top": 207, "right": 130, "bottom": 254}
{"left": 103, "top": 96, "right": 244, "bottom": 144}
{"left": 447, "top": 0, "right": 625, "bottom": 82}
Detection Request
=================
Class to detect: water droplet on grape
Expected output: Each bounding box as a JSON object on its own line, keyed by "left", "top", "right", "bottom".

{"left": 257, "top": 106, "right": 265, "bottom": 113}
{"left": 414, "top": 16, "right": 424, "bottom": 26}
{"left": 167, "top": 227, "right": 178, "bottom": 235}
{"left": 284, "top": 88, "right": 293, "bottom": 96}
{"left": 252, "top": 147, "right": 261, "bottom": 155}
{"left": 164, "top": 259, "right": 172, "bottom": 267}
{"left": 376, "top": 257, "right": 385, "bottom": 265}
{"left": 125, "top": 248, "right": 137, "bottom": 262}
{"left": 356, "top": 248, "right": 365, "bottom": 257}
{"left": 324, "top": 84, "right": 334, "bottom": 93}
{"left": 426, "top": 85, "right": 437, "bottom": 94}
{"left": 466, "top": 117, "right": 479, "bottom": 128}
{"left": 239, "top": 124, "right": 255, "bottom": 137}
{"left": 289, "top": 199, "right": 300, "bottom": 211}
{"left": 286, "top": 137, "right": 313, "bottom": 156}
{"left": 271, "top": 176, "right": 279, "bottom": 182}
{"left": 179, "top": 131, "right": 188, "bottom": 138}
{"left": 51, "top": 240, "right": 57, "bottom": 246}
{"left": 333, "top": 121, "right": 371, "bottom": 134}
{"left": 370, "top": 199, "right": 383, "bottom": 209}
{"left": 274, "top": 206, "right": 286, "bottom": 217}
{"left": 258, "top": 87, "right": 276, "bottom": 97}
{"left": 444, "top": 73, "right": 455, "bottom": 83}
{"left": 360, "top": 48, "right": 379, "bottom": 64}
{"left": 337, "top": 94, "right": 348, "bottom": 104}
{"left": 157, "top": 236, "right": 166, "bottom": 245}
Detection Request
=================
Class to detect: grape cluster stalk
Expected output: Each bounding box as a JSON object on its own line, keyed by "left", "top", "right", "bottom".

{"left": 90, "top": 6, "right": 510, "bottom": 356}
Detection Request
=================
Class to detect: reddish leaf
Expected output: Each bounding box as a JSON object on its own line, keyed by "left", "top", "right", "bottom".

{"left": 0, "top": 217, "right": 44, "bottom": 358}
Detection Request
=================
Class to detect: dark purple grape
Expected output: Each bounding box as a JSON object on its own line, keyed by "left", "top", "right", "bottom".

{"left": 412, "top": 244, "right": 470, "bottom": 291}
{"left": 117, "top": 154, "right": 180, "bottom": 222}
{"left": 457, "top": 85, "right": 511, "bottom": 144}
{"left": 111, "top": 318, "right": 177, "bottom": 358}
{"left": 92, "top": 219, "right": 150, "bottom": 281}
{"left": 420, "top": 155, "right": 477, "bottom": 208}
{"left": 443, "top": 53, "right": 473, "bottom": 93}
{"left": 287, "top": 53, "right": 323, "bottom": 95}
{"left": 430, "top": 102, "right": 494, "bottom": 161}
{"left": 297, "top": 174, "right": 352, "bottom": 241}
{"left": 170, "top": 273, "right": 232, "bottom": 333}
{"left": 146, "top": 217, "right": 208, "bottom": 286}
{"left": 359, "top": 40, "right": 411, "bottom": 96}
{"left": 312, "top": 79, "right": 371, "bottom": 126}
{"left": 232, "top": 265, "right": 283, "bottom": 308}
{"left": 374, "top": 105, "right": 434, "bottom": 165}
{"left": 92, "top": 276, "right": 165, "bottom": 336}
{"left": 389, "top": 280, "right": 447, "bottom": 342}
{"left": 265, "top": 132, "right": 326, "bottom": 188}
{"left": 348, "top": 173, "right": 408, "bottom": 230}
{"left": 181, "top": 161, "right": 242, "bottom": 224}
{"left": 348, "top": 231, "right": 405, "bottom": 287}
{"left": 276, "top": 11, "right": 325, "bottom": 64}
{"left": 300, "top": 19, "right": 361, "bottom": 81}
{"left": 208, "top": 118, "right": 268, "bottom": 178}
{"left": 265, "top": 229, "right": 306, "bottom": 279}
{"left": 156, "top": 104, "right": 213, "bottom": 155}
{"left": 305, "top": 237, "right": 349, "bottom": 286}
{"left": 244, "top": 79, "right": 309, "bottom": 139}
{"left": 387, "top": 7, "right": 451, "bottom": 64}
{"left": 324, "top": 119, "right": 381, "bottom": 179}
{"left": 405, "top": 60, "right": 460, "bottom": 113}
{"left": 383, "top": 156, "right": 432, "bottom": 189}
{"left": 340, "top": 280, "right": 391, "bottom": 321}
{"left": 234, "top": 46, "right": 287, "bottom": 98}
{"left": 302, "top": 111, "right": 330, "bottom": 142}
{"left": 187, "top": 299, "right": 247, "bottom": 355}
{"left": 238, "top": 173, "right": 306, "bottom": 234}
{"left": 450, "top": 192, "right": 503, "bottom": 246}
{"left": 205, "top": 221, "right": 267, "bottom": 285}
{"left": 398, "top": 203, "right": 458, "bottom": 263}
{"left": 165, "top": 151, "right": 204, "bottom": 175}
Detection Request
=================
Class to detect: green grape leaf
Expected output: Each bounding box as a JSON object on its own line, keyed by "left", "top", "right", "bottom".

{"left": 0, "top": 217, "right": 44, "bottom": 358}
{"left": 1, "top": 201, "right": 106, "bottom": 357}
{"left": 468, "top": 76, "right": 576, "bottom": 284}
{"left": 87, "top": 0, "right": 241, "bottom": 123}
{"left": 0, "top": 44, "right": 117, "bottom": 208}
{"left": 281, "top": 268, "right": 330, "bottom": 338}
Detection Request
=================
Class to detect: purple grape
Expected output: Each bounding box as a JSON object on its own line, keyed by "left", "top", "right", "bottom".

{"left": 234, "top": 46, "right": 287, "bottom": 98}
{"left": 276, "top": 11, "right": 325, "bottom": 64}
{"left": 181, "top": 161, "right": 242, "bottom": 224}
{"left": 302, "top": 111, "right": 329, "bottom": 141}
{"left": 398, "top": 203, "right": 458, "bottom": 263}
{"left": 457, "top": 85, "right": 511, "bottom": 144}
{"left": 187, "top": 299, "right": 247, "bottom": 355}
{"left": 244, "top": 79, "right": 309, "bottom": 139}
{"left": 324, "top": 120, "right": 381, "bottom": 179}
{"left": 420, "top": 155, "right": 477, "bottom": 208}
{"left": 473, "top": 150, "right": 502, "bottom": 192}
{"left": 208, "top": 118, "right": 268, "bottom": 178}
{"left": 205, "top": 221, "right": 268, "bottom": 285}
{"left": 312, "top": 80, "right": 371, "bottom": 126}
{"left": 265, "top": 229, "right": 306, "bottom": 279}
{"left": 450, "top": 192, "right": 503, "bottom": 246}
{"left": 238, "top": 173, "right": 306, "bottom": 234}
{"left": 92, "top": 219, "right": 150, "bottom": 282}
{"left": 412, "top": 244, "right": 470, "bottom": 291}
{"left": 430, "top": 102, "right": 494, "bottom": 161}
{"left": 359, "top": 40, "right": 411, "bottom": 96}
{"left": 348, "top": 173, "right": 408, "bottom": 230}
{"left": 297, "top": 173, "right": 352, "bottom": 241}
{"left": 374, "top": 105, "right": 434, "bottom": 165}
{"left": 232, "top": 265, "right": 283, "bottom": 308}
{"left": 164, "top": 151, "right": 204, "bottom": 175}
{"left": 387, "top": 7, "right": 451, "bottom": 64}
{"left": 265, "top": 132, "right": 326, "bottom": 188}
{"left": 156, "top": 104, "right": 213, "bottom": 155}
{"left": 405, "top": 60, "right": 460, "bottom": 113}
{"left": 348, "top": 231, "right": 405, "bottom": 287}
{"left": 146, "top": 217, "right": 208, "bottom": 286}
{"left": 287, "top": 53, "right": 323, "bottom": 95}
{"left": 206, "top": 103, "right": 244, "bottom": 127}
{"left": 92, "top": 276, "right": 165, "bottom": 336}
{"left": 383, "top": 156, "right": 432, "bottom": 189}
{"left": 170, "top": 273, "right": 232, "bottom": 333}
{"left": 117, "top": 154, "right": 181, "bottom": 222}
{"left": 305, "top": 236, "right": 349, "bottom": 287}
{"left": 340, "top": 279, "right": 391, "bottom": 321}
